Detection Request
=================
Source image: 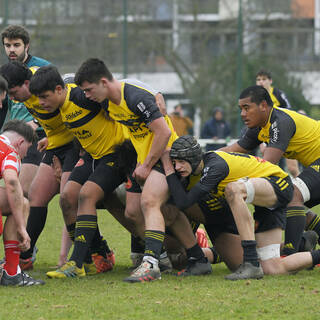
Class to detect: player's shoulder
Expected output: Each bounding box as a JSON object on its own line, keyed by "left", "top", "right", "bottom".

{"left": 68, "top": 85, "right": 101, "bottom": 109}
{"left": 270, "top": 107, "right": 293, "bottom": 123}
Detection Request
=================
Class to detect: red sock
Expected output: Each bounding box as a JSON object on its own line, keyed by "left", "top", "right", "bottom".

{"left": 3, "top": 240, "right": 20, "bottom": 276}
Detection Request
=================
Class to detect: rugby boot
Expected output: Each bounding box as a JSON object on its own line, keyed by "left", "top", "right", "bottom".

{"left": 0, "top": 269, "right": 44, "bottom": 286}
{"left": 177, "top": 257, "right": 212, "bottom": 276}
{"left": 46, "top": 261, "right": 86, "bottom": 279}
{"left": 123, "top": 260, "right": 161, "bottom": 283}
{"left": 225, "top": 262, "right": 263, "bottom": 281}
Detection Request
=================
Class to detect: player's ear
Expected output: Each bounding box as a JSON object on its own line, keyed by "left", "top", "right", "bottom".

{"left": 100, "top": 77, "right": 109, "bottom": 87}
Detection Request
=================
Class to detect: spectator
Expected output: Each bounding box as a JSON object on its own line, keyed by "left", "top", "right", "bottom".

{"left": 169, "top": 104, "right": 193, "bottom": 136}
{"left": 201, "top": 107, "right": 231, "bottom": 151}
{"left": 256, "top": 69, "right": 291, "bottom": 109}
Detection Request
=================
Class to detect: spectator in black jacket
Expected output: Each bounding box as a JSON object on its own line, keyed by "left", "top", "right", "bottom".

{"left": 201, "top": 107, "right": 231, "bottom": 151}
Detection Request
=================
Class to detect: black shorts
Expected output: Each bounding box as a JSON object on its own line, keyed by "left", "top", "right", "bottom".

{"left": 298, "top": 158, "right": 320, "bottom": 208}
{"left": 68, "top": 152, "right": 126, "bottom": 195}
{"left": 22, "top": 130, "right": 46, "bottom": 165}
{"left": 201, "top": 205, "right": 239, "bottom": 241}
{"left": 253, "top": 206, "right": 286, "bottom": 233}
{"left": 41, "top": 141, "right": 79, "bottom": 172}
{"left": 263, "top": 175, "right": 293, "bottom": 208}
{"left": 125, "top": 160, "right": 165, "bottom": 194}
{"left": 252, "top": 175, "right": 292, "bottom": 233}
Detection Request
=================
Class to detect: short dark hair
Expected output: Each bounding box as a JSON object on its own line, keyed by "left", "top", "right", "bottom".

{"left": 0, "top": 75, "right": 8, "bottom": 94}
{"left": 29, "top": 65, "right": 65, "bottom": 95}
{"left": 239, "top": 85, "right": 273, "bottom": 107}
{"left": 256, "top": 69, "right": 272, "bottom": 79}
{"left": 75, "top": 58, "right": 113, "bottom": 86}
{"left": 1, "top": 25, "right": 30, "bottom": 46}
{"left": 0, "top": 61, "right": 32, "bottom": 89}
{"left": 2, "top": 119, "right": 36, "bottom": 143}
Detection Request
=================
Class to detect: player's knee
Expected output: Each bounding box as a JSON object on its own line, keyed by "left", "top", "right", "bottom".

{"left": 140, "top": 194, "right": 159, "bottom": 213}
{"left": 225, "top": 182, "right": 242, "bottom": 203}
{"left": 125, "top": 206, "right": 139, "bottom": 222}
{"left": 60, "top": 190, "right": 76, "bottom": 213}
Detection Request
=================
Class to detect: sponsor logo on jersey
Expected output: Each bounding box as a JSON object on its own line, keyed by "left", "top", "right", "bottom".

{"left": 137, "top": 101, "right": 146, "bottom": 112}
{"left": 270, "top": 126, "right": 279, "bottom": 144}
{"left": 74, "top": 129, "right": 92, "bottom": 139}
{"left": 65, "top": 110, "right": 83, "bottom": 120}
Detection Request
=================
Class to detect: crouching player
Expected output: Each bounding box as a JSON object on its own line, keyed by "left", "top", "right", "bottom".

{"left": 0, "top": 119, "right": 44, "bottom": 286}
{"left": 161, "top": 136, "right": 320, "bottom": 280}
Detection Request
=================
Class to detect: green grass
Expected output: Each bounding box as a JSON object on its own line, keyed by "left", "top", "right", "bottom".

{"left": 1, "top": 196, "right": 320, "bottom": 320}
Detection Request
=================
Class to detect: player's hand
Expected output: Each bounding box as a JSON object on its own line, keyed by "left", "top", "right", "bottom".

{"left": 17, "top": 227, "right": 31, "bottom": 252}
{"left": 132, "top": 163, "right": 151, "bottom": 185}
{"left": 37, "top": 137, "right": 48, "bottom": 152}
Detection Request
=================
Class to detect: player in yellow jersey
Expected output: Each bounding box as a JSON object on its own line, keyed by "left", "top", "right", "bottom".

{"left": 0, "top": 61, "right": 79, "bottom": 270}
{"left": 162, "top": 136, "right": 320, "bottom": 280}
{"left": 74, "top": 59, "right": 210, "bottom": 282}
{"left": 221, "top": 85, "right": 320, "bottom": 257}
{"left": 26, "top": 65, "right": 127, "bottom": 278}
{"left": 28, "top": 66, "right": 205, "bottom": 281}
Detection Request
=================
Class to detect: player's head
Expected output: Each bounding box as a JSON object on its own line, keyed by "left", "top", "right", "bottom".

{"left": 170, "top": 135, "right": 203, "bottom": 176}
{"left": 75, "top": 58, "right": 114, "bottom": 103}
{"left": 0, "top": 75, "right": 8, "bottom": 109}
{"left": 0, "top": 61, "right": 32, "bottom": 102}
{"left": 238, "top": 85, "right": 273, "bottom": 128}
{"left": 1, "top": 25, "right": 30, "bottom": 62}
{"left": 2, "top": 119, "right": 36, "bottom": 159}
{"left": 255, "top": 69, "right": 272, "bottom": 91}
{"left": 29, "top": 65, "right": 65, "bottom": 112}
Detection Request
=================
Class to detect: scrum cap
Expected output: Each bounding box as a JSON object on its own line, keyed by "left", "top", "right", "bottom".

{"left": 170, "top": 135, "right": 202, "bottom": 173}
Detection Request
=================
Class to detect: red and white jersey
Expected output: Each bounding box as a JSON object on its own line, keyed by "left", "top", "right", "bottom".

{"left": 0, "top": 135, "right": 21, "bottom": 178}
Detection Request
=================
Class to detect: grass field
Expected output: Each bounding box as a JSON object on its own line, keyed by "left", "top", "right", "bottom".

{"left": 1, "top": 195, "right": 320, "bottom": 320}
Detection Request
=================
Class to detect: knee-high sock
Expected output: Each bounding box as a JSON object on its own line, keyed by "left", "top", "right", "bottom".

{"left": 283, "top": 206, "right": 306, "bottom": 255}
{"left": 70, "top": 215, "right": 97, "bottom": 268}
{"left": 20, "top": 206, "right": 47, "bottom": 259}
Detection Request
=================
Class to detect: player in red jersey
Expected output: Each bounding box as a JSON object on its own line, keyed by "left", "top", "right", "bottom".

{"left": 0, "top": 119, "right": 44, "bottom": 286}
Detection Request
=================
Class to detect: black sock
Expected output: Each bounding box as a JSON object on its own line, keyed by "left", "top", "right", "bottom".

{"left": 283, "top": 206, "right": 306, "bottom": 255}
{"left": 144, "top": 230, "right": 165, "bottom": 260}
{"left": 131, "top": 234, "right": 145, "bottom": 254}
{"left": 66, "top": 223, "right": 76, "bottom": 242}
{"left": 311, "top": 250, "right": 320, "bottom": 266}
{"left": 186, "top": 243, "right": 206, "bottom": 262}
{"left": 306, "top": 213, "right": 320, "bottom": 244}
{"left": 20, "top": 207, "right": 47, "bottom": 259}
{"left": 90, "top": 226, "right": 103, "bottom": 253}
{"left": 209, "top": 247, "right": 222, "bottom": 264}
{"left": 70, "top": 215, "right": 97, "bottom": 268}
{"left": 241, "top": 240, "right": 259, "bottom": 267}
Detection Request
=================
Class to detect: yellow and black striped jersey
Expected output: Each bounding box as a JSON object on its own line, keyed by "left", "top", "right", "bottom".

{"left": 238, "top": 107, "right": 320, "bottom": 167}
{"left": 60, "top": 84, "right": 126, "bottom": 159}
{"left": 269, "top": 87, "right": 291, "bottom": 109}
{"left": 24, "top": 94, "right": 74, "bottom": 150}
{"left": 103, "top": 81, "right": 178, "bottom": 164}
{"left": 166, "top": 151, "right": 289, "bottom": 212}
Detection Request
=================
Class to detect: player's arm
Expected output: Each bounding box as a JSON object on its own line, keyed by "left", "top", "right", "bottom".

{"left": 134, "top": 117, "right": 171, "bottom": 182}
{"left": 3, "top": 168, "right": 30, "bottom": 250}
{"left": 262, "top": 147, "right": 284, "bottom": 164}
{"left": 155, "top": 92, "right": 167, "bottom": 116}
{"left": 162, "top": 150, "right": 227, "bottom": 210}
{"left": 219, "top": 141, "right": 249, "bottom": 153}
{"left": 263, "top": 113, "right": 295, "bottom": 164}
